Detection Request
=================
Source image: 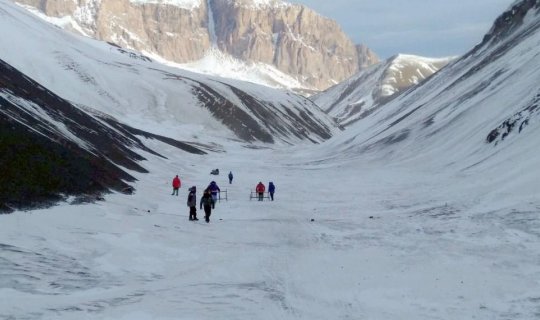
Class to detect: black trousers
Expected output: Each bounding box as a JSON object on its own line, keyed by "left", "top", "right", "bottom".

{"left": 270, "top": 192, "right": 274, "bottom": 201}
{"left": 203, "top": 206, "right": 212, "bottom": 222}
{"left": 258, "top": 192, "right": 264, "bottom": 201}
{"left": 189, "top": 206, "right": 197, "bottom": 220}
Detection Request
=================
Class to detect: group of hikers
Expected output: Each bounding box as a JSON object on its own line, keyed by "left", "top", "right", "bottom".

{"left": 170, "top": 171, "right": 276, "bottom": 223}
{"left": 187, "top": 181, "right": 220, "bottom": 223}
{"left": 255, "top": 181, "right": 275, "bottom": 201}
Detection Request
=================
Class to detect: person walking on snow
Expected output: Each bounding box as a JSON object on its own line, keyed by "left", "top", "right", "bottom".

{"left": 268, "top": 182, "right": 275, "bottom": 201}
{"left": 228, "top": 171, "right": 233, "bottom": 184}
{"left": 187, "top": 186, "right": 198, "bottom": 221}
{"left": 171, "top": 175, "right": 181, "bottom": 196}
{"left": 200, "top": 189, "right": 215, "bottom": 223}
{"left": 256, "top": 182, "right": 265, "bottom": 201}
{"left": 207, "top": 181, "right": 220, "bottom": 208}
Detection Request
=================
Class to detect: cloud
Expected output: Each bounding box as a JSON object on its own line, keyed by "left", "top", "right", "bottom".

{"left": 288, "top": 0, "right": 516, "bottom": 58}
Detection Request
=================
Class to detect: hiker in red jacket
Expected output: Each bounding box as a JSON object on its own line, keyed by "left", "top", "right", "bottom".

{"left": 171, "top": 175, "right": 181, "bottom": 196}
{"left": 255, "top": 181, "right": 265, "bottom": 201}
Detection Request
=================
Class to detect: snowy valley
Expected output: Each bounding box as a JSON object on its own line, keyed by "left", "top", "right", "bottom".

{"left": 1, "top": 0, "right": 540, "bottom": 319}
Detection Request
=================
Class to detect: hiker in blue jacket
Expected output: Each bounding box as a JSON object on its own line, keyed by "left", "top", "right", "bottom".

{"left": 268, "top": 182, "right": 276, "bottom": 201}
{"left": 207, "top": 181, "right": 220, "bottom": 208}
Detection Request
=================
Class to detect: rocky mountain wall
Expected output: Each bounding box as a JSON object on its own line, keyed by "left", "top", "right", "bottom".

{"left": 14, "top": 0, "right": 376, "bottom": 90}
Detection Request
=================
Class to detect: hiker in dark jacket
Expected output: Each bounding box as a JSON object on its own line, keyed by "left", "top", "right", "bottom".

{"left": 228, "top": 171, "right": 233, "bottom": 184}
{"left": 268, "top": 182, "right": 275, "bottom": 201}
{"left": 200, "top": 189, "right": 215, "bottom": 223}
{"left": 187, "top": 186, "right": 198, "bottom": 221}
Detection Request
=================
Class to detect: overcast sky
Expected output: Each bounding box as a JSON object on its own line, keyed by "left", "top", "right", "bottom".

{"left": 289, "top": 0, "right": 516, "bottom": 59}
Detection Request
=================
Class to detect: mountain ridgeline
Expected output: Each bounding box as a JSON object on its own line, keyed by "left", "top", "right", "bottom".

{"left": 321, "top": 0, "right": 540, "bottom": 178}
{"left": 13, "top": 0, "right": 379, "bottom": 90}
{"left": 2, "top": 0, "right": 540, "bottom": 214}
{"left": 0, "top": 0, "right": 339, "bottom": 211}
{"left": 315, "top": 54, "right": 453, "bottom": 126}
{"left": 0, "top": 58, "right": 208, "bottom": 213}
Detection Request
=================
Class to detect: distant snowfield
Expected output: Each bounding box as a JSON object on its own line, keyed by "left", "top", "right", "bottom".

{"left": 152, "top": 48, "right": 308, "bottom": 91}
{"left": 1, "top": 137, "right": 539, "bottom": 319}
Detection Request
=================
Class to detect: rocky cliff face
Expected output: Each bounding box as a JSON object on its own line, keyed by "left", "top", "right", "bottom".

{"left": 210, "top": 0, "right": 359, "bottom": 89}
{"left": 14, "top": 0, "right": 375, "bottom": 90}
{"left": 356, "top": 44, "right": 380, "bottom": 69}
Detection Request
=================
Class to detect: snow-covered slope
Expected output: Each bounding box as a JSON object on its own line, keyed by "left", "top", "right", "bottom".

{"left": 0, "top": 56, "right": 210, "bottom": 212}
{"left": 1, "top": 1, "right": 540, "bottom": 319}
{"left": 317, "top": 0, "right": 540, "bottom": 189}
{"left": 171, "top": 48, "right": 308, "bottom": 91}
{"left": 315, "top": 54, "right": 453, "bottom": 126}
{"left": 0, "top": 0, "right": 337, "bottom": 145}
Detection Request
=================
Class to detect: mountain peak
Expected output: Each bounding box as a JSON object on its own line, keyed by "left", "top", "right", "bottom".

{"left": 315, "top": 53, "right": 454, "bottom": 126}
{"left": 13, "top": 0, "right": 375, "bottom": 91}
{"left": 482, "top": 0, "right": 540, "bottom": 45}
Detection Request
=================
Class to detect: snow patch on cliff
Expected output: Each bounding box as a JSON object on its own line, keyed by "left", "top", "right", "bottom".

{"left": 129, "top": 0, "right": 202, "bottom": 10}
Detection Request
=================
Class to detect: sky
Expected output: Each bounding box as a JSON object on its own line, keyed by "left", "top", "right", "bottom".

{"left": 289, "top": 0, "right": 516, "bottom": 59}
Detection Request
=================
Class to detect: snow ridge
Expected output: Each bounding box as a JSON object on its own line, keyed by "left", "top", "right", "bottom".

{"left": 170, "top": 48, "right": 308, "bottom": 90}
{"left": 315, "top": 54, "right": 453, "bottom": 126}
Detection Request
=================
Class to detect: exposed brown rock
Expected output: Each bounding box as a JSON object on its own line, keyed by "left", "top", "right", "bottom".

{"left": 356, "top": 44, "right": 380, "bottom": 69}
{"left": 14, "top": 0, "right": 378, "bottom": 90}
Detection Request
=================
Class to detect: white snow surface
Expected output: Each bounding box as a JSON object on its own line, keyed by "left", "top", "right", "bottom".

{"left": 165, "top": 48, "right": 308, "bottom": 91}
{"left": 2, "top": 1, "right": 540, "bottom": 319}
{"left": 1, "top": 135, "right": 540, "bottom": 319}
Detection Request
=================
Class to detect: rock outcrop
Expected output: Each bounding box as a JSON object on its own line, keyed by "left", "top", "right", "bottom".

{"left": 14, "top": 0, "right": 377, "bottom": 90}
{"left": 210, "top": 0, "right": 359, "bottom": 89}
{"left": 356, "top": 44, "right": 380, "bottom": 69}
